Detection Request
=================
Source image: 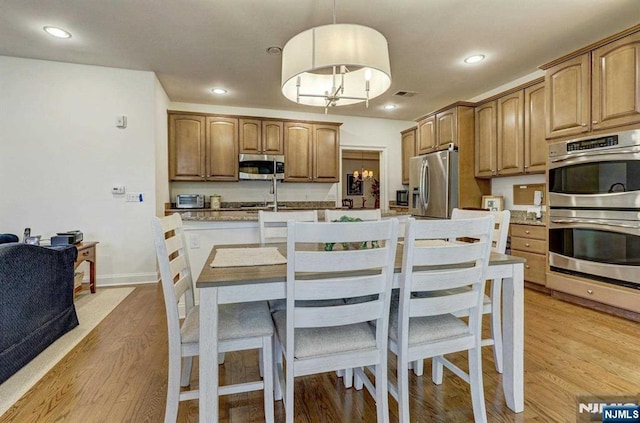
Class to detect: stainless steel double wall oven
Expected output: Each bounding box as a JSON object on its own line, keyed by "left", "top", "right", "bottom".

{"left": 547, "top": 129, "right": 640, "bottom": 290}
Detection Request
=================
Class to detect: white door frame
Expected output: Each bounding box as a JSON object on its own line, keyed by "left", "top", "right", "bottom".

{"left": 338, "top": 145, "right": 388, "bottom": 210}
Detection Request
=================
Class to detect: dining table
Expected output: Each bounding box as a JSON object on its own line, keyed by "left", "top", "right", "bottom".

{"left": 196, "top": 241, "right": 525, "bottom": 423}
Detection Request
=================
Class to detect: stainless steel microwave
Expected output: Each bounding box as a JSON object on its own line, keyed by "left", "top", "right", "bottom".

{"left": 238, "top": 154, "right": 285, "bottom": 180}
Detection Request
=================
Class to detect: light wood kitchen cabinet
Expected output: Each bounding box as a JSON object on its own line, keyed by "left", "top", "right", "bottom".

{"left": 284, "top": 122, "right": 340, "bottom": 182}
{"left": 401, "top": 127, "right": 416, "bottom": 184}
{"left": 475, "top": 78, "right": 545, "bottom": 178}
{"left": 416, "top": 104, "right": 473, "bottom": 154}
{"left": 510, "top": 224, "right": 547, "bottom": 286}
{"left": 205, "top": 116, "right": 238, "bottom": 181}
{"left": 416, "top": 115, "right": 436, "bottom": 154}
{"left": 474, "top": 101, "right": 497, "bottom": 178}
{"left": 169, "top": 112, "right": 238, "bottom": 181}
{"left": 497, "top": 91, "right": 524, "bottom": 176}
{"left": 169, "top": 114, "right": 206, "bottom": 181}
{"left": 524, "top": 82, "right": 547, "bottom": 173}
{"left": 543, "top": 26, "right": 640, "bottom": 139}
{"left": 239, "top": 118, "right": 284, "bottom": 155}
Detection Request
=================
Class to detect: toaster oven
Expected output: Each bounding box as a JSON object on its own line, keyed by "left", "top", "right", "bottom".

{"left": 176, "top": 194, "right": 204, "bottom": 209}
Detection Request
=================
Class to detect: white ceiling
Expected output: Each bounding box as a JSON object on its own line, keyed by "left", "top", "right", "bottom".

{"left": 1, "top": 1, "right": 638, "bottom": 121}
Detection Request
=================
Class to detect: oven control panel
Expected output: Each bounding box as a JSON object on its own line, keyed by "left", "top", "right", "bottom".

{"left": 566, "top": 135, "right": 618, "bottom": 152}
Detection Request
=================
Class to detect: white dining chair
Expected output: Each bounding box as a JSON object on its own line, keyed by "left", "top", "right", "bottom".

{"left": 259, "top": 210, "right": 318, "bottom": 244}
{"left": 273, "top": 219, "right": 399, "bottom": 423}
{"left": 152, "top": 213, "right": 275, "bottom": 423}
{"left": 410, "top": 208, "right": 510, "bottom": 376}
{"left": 389, "top": 216, "right": 494, "bottom": 423}
{"left": 324, "top": 208, "right": 382, "bottom": 222}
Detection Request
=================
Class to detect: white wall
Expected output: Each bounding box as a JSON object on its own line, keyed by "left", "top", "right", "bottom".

{"left": 0, "top": 56, "right": 163, "bottom": 286}
{"left": 169, "top": 102, "right": 414, "bottom": 209}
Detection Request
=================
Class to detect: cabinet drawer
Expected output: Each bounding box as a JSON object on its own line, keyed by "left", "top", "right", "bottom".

{"left": 511, "top": 237, "right": 546, "bottom": 254}
{"left": 510, "top": 224, "right": 545, "bottom": 240}
{"left": 510, "top": 250, "right": 546, "bottom": 285}
{"left": 76, "top": 246, "right": 95, "bottom": 264}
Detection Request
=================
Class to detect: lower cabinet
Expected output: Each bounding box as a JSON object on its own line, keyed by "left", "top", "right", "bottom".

{"left": 509, "top": 224, "right": 546, "bottom": 286}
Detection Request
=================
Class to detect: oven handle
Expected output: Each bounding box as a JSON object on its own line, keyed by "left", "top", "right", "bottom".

{"left": 550, "top": 218, "right": 640, "bottom": 229}
{"left": 549, "top": 148, "right": 640, "bottom": 164}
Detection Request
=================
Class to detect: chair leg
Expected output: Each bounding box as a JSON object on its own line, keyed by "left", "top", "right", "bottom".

{"left": 354, "top": 367, "right": 364, "bottom": 390}
{"left": 165, "top": 352, "right": 181, "bottom": 423}
{"left": 376, "top": 360, "right": 390, "bottom": 423}
{"left": 431, "top": 356, "right": 444, "bottom": 385}
{"left": 412, "top": 359, "right": 424, "bottom": 376}
{"left": 397, "top": 354, "right": 410, "bottom": 423}
{"left": 180, "top": 356, "right": 193, "bottom": 387}
{"left": 343, "top": 368, "right": 353, "bottom": 388}
{"left": 262, "top": 336, "right": 275, "bottom": 423}
{"left": 490, "top": 279, "right": 504, "bottom": 373}
{"left": 285, "top": 356, "right": 295, "bottom": 423}
{"left": 273, "top": 337, "right": 283, "bottom": 402}
{"left": 259, "top": 349, "right": 264, "bottom": 378}
{"left": 468, "top": 346, "right": 488, "bottom": 423}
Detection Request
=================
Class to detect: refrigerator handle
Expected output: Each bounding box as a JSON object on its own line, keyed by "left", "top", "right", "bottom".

{"left": 422, "top": 159, "right": 430, "bottom": 210}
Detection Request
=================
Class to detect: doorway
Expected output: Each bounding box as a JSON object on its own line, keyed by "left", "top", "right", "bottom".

{"left": 341, "top": 149, "right": 382, "bottom": 209}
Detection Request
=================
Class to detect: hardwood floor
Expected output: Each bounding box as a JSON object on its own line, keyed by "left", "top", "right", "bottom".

{"left": 2, "top": 284, "right": 639, "bottom": 422}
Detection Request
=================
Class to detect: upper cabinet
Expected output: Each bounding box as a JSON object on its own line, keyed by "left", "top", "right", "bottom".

{"left": 475, "top": 79, "right": 546, "bottom": 178}
{"left": 169, "top": 114, "right": 206, "bottom": 181}
{"left": 169, "top": 113, "right": 238, "bottom": 181}
{"left": 284, "top": 122, "right": 340, "bottom": 182}
{"left": 416, "top": 104, "right": 474, "bottom": 155}
{"left": 239, "top": 118, "right": 284, "bottom": 155}
{"left": 543, "top": 27, "right": 640, "bottom": 139}
{"left": 401, "top": 127, "right": 416, "bottom": 185}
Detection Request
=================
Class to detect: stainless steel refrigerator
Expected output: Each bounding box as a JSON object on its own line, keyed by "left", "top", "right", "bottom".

{"left": 409, "top": 149, "right": 458, "bottom": 218}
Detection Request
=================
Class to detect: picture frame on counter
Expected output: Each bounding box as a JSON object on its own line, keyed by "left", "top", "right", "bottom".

{"left": 482, "top": 195, "right": 504, "bottom": 212}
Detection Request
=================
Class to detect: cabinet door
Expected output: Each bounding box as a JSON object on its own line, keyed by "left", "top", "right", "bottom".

{"left": 545, "top": 54, "right": 591, "bottom": 139}
{"left": 436, "top": 108, "right": 457, "bottom": 148}
{"left": 497, "top": 91, "right": 524, "bottom": 176}
{"left": 401, "top": 128, "right": 416, "bottom": 185}
{"left": 417, "top": 115, "right": 436, "bottom": 154}
{"left": 239, "top": 119, "right": 261, "bottom": 154}
{"left": 284, "top": 122, "right": 313, "bottom": 182}
{"left": 169, "top": 114, "right": 206, "bottom": 181}
{"left": 313, "top": 124, "right": 340, "bottom": 182}
{"left": 205, "top": 117, "right": 238, "bottom": 181}
{"left": 524, "top": 82, "right": 547, "bottom": 174}
{"left": 262, "top": 120, "right": 284, "bottom": 154}
{"left": 475, "top": 102, "right": 497, "bottom": 178}
{"left": 592, "top": 31, "right": 640, "bottom": 131}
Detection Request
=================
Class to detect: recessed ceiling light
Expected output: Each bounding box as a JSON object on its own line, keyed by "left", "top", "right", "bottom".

{"left": 211, "top": 88, "right": 227, "bottom": 95}
{"left": 384, "top": 104, "right": 396, "bottom": 110}
{"left": 266, "top": 46, "right": 282, "bottom": 56}
{"left": 43, "top": 26, "right": 72, "bottom": 39}
{"left": 464, "top": 54, "right": 485, "bottom": 64}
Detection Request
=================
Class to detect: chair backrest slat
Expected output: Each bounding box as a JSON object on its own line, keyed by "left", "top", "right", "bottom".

{"left": 294, "top": 273, "right": 386, "bottom": 301}
{"left": 259, "top": 210, "right": 318, "bottom": 244}
{"left": 296, "top": 247, "right": 390, "bottom": 273}
{"left": 295, "top": 300, "right": 385, "bottom": 328}
{"left": 409, "top": 289, "right": 478, "bottom": 317}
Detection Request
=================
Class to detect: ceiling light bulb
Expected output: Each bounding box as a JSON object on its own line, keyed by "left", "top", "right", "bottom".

{"left": 384, "top": 104, "right": 396, "bottom": 110}
{"left": 464, "top": 54, "right": 485, "bottom": 64}
{"left": 364, "top": 68, "right": 372, "bottom": 81}
{"left": 43, "top": 26, "right": 71, "bottom": 39}
{"left": 211, "top": 88, "right": 227, "bottom": 95}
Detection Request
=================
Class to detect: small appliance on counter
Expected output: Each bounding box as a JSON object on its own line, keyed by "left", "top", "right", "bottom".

{"left": 176, "top": 194, "right": 205, "bottom": 209}
{"left": 210, "top": 195, "right": 221, "bottom": 210}
{"left": 396, "top": 190, "right": 408, "bottom": 206}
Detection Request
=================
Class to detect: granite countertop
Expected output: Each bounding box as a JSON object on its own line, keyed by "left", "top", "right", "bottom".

{"left": 171, "top": 208, "right": 405, "bottom": 222}
{"left": 509, "top": 210, "right": 546, "bottom": 226}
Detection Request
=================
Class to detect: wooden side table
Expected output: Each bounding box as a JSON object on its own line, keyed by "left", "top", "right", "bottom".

{"left": 74, "top": 242, "right": 98, "bottom": 295}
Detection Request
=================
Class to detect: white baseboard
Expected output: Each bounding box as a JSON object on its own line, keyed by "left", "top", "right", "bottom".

{"left": 92, "top": 272, "right": 159, "bottom": 287}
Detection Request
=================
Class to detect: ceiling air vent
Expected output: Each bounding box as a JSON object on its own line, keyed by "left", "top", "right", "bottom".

{"left": 393, "top": 91, "right": 418, "bottom": 97}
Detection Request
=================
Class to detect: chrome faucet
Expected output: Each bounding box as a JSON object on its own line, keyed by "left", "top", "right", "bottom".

{"left": 269, "top": 175, "right": 278, "bottom": 212}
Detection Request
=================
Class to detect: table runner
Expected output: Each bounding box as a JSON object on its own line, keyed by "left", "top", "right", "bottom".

{"left": 210, "top": 247, "right": 287, "bottom": 267}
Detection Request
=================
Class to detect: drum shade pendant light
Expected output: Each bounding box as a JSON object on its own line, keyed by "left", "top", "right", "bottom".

{"left": 281, "top": 0, "right": 391, "bottom": 114}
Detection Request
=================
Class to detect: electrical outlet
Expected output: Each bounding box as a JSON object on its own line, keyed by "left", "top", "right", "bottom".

{"left": 126, "top": 192, "right": 143, "bottom": 202}
{"left": 190, "top": 234, "right": 200, "bottom": 249}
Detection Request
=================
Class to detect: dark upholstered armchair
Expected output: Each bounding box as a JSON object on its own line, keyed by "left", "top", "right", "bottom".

{"left": 0, "top": 243, "right": 79, "bottom": 383}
